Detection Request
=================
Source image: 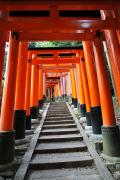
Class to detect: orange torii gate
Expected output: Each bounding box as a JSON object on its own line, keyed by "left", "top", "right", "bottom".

{"left": 0, "top": 0, "right": 119, "bottom": 165}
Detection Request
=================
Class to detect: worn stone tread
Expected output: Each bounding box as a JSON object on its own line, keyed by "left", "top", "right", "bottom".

{"left": 46, "top": 116, "right": 72, "bottom": 119}
{"left": 26, "top": 167, "right": 100, "bottom": 180}
{"left": 44, "top": 120, "right": 74, "bottom": 125}
{"left": 45, "top": 116, "right": 73, "bottom": 121}
{"left": 32, "top": 151, "right": 91, "bottom": 161}
{"left": 42, "top": 124, "right": 77, "bottom": 129}
{"left": 30, "top": 152, "right": 93, "bottom": 169}
{"left": 39, "top": 134, "right": 83, "bottom": 142}
{"left": 35, "top": 141, "right": 87, "bottom": 153}
{"left": 47, "top": 111, "right": 70, "bottom": 113}
{"left": 41, "top": 128, "right": 79, "bottom": 135}
{"left": 29, "top": 175, "right": 101, "bottom": 180}
{"left": 27, "top": 173, "right": 101, "bottom": 180}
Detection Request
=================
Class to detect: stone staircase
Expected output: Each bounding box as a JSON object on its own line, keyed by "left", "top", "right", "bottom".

{"left": 25, "top": 102, "right": 101, "bottom": 180}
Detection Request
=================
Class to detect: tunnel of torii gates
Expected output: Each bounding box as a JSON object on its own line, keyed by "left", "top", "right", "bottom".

{"left": 0, "top": 0, "right": 120, "bottom": 165}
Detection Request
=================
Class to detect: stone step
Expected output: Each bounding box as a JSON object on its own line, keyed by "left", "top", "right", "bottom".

{"left": 48, "top": 110, "right": 69, "bottom": 112}
{"left": 45, "top": 116, "right": 73, "bottom": 121}
{"left": 46, "top": 114, "right": 71, "bottom": 117}
{"left": 47, "top": 109, "right": 69, "bottom": 112}
{"left": 48, "top": 109, "right": 68, "bottom": 112}
{"left": 48, "top": 107, "right": 68, "bottom": 109}
{"left": 46, "top": 114, "right": 72, "bottom": 117}
{"left": 26, "top": 167, "right": 101, "bottom": 180}
{"left": 48, "top": 110, "right": 69, "bottom": 113}
{"left": 42, "top": 124, "right": 77, "bottom": 129}
{"left": 35, "top": 141, "right": 87, "bottom": 153}
{"left": 39, "top": 134, "right": 83, "bottom": 143}
{"left": 43, "top": 120, "right": 75, "bottom": 125}
{"left": 41, "top": 128, "right": 79, "bottom": 135}
{"left": 30, "top": 152, "right": 93, "bottom": 170}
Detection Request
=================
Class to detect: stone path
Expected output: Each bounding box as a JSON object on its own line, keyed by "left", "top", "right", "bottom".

{"left": 14, "top": 102, "right": 114, "bottom": 180}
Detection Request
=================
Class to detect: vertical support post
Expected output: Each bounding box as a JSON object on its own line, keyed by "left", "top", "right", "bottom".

{"left": 61, "top": 76, "right": 67, "bottom": 100}
{"left": 43, "top": 73, "right": 46, "bottom": 102}
{"left": 0, "top": 32, "right": 19, "bottom": 164}
{"left": 60, "top": 77, "right": 64, "bottom": 99}
{"left": 52, "top": 86, "right": 54, "bottom": 101}
{"left": 30, "top": 65, "right": 39, "bottom": 119}
{"left": 54, "top": 85, "right": 58, "bottom": 101}
{"left": 70, "top": 69, "right": 77, "bottom": 108}
{"left": 111, "top": 10, "right": 120, "bottom": 45}
{"left": 62, "top": 76, "right": 67, "bottom": 100}
{"left": 25, "top": 54, "right": 32, "bottom": 130}
{"left": 101, "top": 10, "right": 120, "bottom": 107}
{"left": 14, "top": 42, "right": 28, "bottom": 139}
{"left": 76, "top": 64, "right": 86, "bottom": 117}
{"left": 58, "top": 82, "right": 62, "bottom": 99}
{"left": 50, "top": 87, "right": 52, "bottom": 102}
{"left": 80, "top": 55, "right": 91, "bottom": 126}
{"left": 93, "top": 34, "right": 120, "bottom": 159}
{"left": 66, "top": 73, "right": 72, "bottom": 100}
{"left": 38, "top": 69, "right": 43, "bottom": 109}
{"left": 83, "top": 41, "right": 103, "bottom": 134}
{"left": 103, "top": 41, "right": 116, "bottom": 97}
{"left": 0, "top": 32, "right": 6, "bottom": 99}
{"left": 74, "top": 67, "right": 80, "bottom": 104}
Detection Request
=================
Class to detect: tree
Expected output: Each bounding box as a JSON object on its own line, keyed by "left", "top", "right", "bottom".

{"left": 29, "top": 41, "right": 82, "bottom": 48}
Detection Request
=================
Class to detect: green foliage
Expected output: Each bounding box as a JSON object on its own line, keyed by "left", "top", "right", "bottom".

{"left": 29, "top": 41, "right": 82, "bottom": 48}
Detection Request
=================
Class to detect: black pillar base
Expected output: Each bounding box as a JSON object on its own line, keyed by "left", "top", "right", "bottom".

{"left": 80, "top": 104, "right": 86, "bottom": 117}
{"left": 30, "top": 106, "right": 37, "bottom": 119}
{"left": 38, "top": 99, "right": 43, "bottom": 109}
{"left": 26, "top": 115, "right": 31, "bottom": 130}
{"left": 102, "top": 125, "right": 120, "bottom": 157}
{"left": 86, "top": 112, "right": 92, "bottom": 126}
{"left": 0, "top": 131, "right": 15, "bottom": 164}
{"left": 14, "top": 110, "right": 26, "bottom": 140}
{"left": 91, "top": 106, "right": 103, "bottom": 134}
{"left": 72, "top": 98, "right": 78, "bottom": 108}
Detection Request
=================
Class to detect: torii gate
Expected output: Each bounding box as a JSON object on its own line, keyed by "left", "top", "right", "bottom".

{"left": 0, "top": 0, "right": 120, "bottom": 165}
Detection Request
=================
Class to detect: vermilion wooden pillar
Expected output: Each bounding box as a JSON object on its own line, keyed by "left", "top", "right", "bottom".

{"left": 30, "top": 65, "right": 39, "bottom": 119}
{"left": 58, "top": 82, "right": 62, "bottom": 98}
{"left": 93, "top": 34, "right": 120, "bottom": 159}
{"left": 0, "top": 32, "right": 19, "bottom": 164}
{"left": 66, "top": 73, "right": 72, "bottom": 97}
{"left": 74, "top": 67, "right": 79, "bottom": 103}
{"left": 50, "top": 87, "right": 52, "bottom": 102}
{"left": 25, "top": 55, "right": 32, "bottom": 130}
{"left": 61, "top": 76, "right": 67, "bottom": 100}
{"left": 60, "top": 77, "right": 64, "bottom": 98}
{"left": 70, "top": 69, "right": 77, "bottom": 108}
{"left": 101, "top": 10, "right": 120, "bottom": 107}
{"left": 83, "top": 41, "right": 103, "bottom": 134}
{"left": 49, "top": 86, "right": 54, "bottom": 101}
{"left": 43, "top": 73, "right": 46, "bottom": 102}
{"left": 56, "top": 84, "right": 59, "bottom": 98}
{"left": 0, "top": 33, "right": 6, "bottom": 99}
{"left": 38, "top": 69, "right": 43, "bottom": 109}
{"left": 14, "top": 42, "right": 28, "bottom": 139}
{"left": 62, "top": 76, "right": 67, "bottom": 99}
{"left": 76, "top": 64, "right": 86, "bottom": 117}
{"left": 54, "top": 85, "right": 58, "bottom": 101}
{"left": 80, "top": 56, "right": 91, "bottom": 126}
{"left": 111, "top": 10, "right": 120, "bottom": 45}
